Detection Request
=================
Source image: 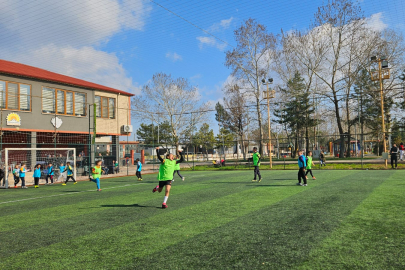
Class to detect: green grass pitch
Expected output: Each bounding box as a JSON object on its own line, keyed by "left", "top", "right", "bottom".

{"left": 1, "top": 170, "right": 404, "bottom": 269}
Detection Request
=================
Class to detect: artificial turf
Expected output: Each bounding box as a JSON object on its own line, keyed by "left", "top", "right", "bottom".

{"left": 0, "top": 170, "right": 404, "bottom": 269}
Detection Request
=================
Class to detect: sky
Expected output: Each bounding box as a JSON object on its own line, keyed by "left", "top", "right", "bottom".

{"left": 0, "top": 0, "right": 404, "bottom": 136}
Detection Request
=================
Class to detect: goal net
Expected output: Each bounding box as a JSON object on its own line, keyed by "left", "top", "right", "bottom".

{"left": 0, "top": 148, "right": 76, "bottom": 189}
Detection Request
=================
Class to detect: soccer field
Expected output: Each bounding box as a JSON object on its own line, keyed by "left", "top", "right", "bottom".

{"left": 1, "top": 170, "right": 404, "bottom": 269}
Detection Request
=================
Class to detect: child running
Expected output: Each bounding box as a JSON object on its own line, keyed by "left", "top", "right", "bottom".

{"left": 13, "top": 165, "right": 20, "bottom": 188}
{"left": 136, "top": 158, "right": 142, "bottom": 181}
{"left": 90, "top": 160, "right": 102, "bottom": 191}
{"left": 297, "top": 150, "right": 307, "bottom": 186}
{"left": 305, "top": 151, "right": 316, "bottom": 180}
{"left": 173, "top": 155, "right": 184, "bottom": 181}
{"left": 19, "top": 163, "right": 28, "bottom": 189}
{"left": 152, "top": 147, "right": 184, "bottom": 208}
{"left": 33, "top": 164, "right": 41, "bottom": 188}
{"left": 58, "top": 163, "right": 66, "bottom": 182}
{"left": 62, "top": 162, "right": 77, "bottom": 185}
{"left": 46, "top": 163, "right": 54, "bottom": 185}
{"left": 251, "top": 147, "right": 262, "bottom": 182}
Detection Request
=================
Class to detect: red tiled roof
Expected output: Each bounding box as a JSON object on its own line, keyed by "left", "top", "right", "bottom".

{"left": 0, "top": 59, "right": 134, "bottom": 96}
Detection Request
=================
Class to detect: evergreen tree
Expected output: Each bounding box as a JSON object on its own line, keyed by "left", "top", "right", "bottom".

{"left": 274, "top": 72, "right": 317, "bottom": 157}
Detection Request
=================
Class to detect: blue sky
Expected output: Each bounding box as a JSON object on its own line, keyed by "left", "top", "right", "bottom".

{"left": 0, "top": 0, "right": 404, "bottom": 136}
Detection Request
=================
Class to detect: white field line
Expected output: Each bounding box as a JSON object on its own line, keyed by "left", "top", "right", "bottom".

{"left": 0, "top": 183, "right": 146, "bottom": 205}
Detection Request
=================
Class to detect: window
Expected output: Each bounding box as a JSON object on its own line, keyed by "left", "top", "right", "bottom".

{"left": 0, "top": 80, "right": 32, "bottom": 111}
{"left": 42, "top": 87, "right": 86, "bottom": 116}
{"left": 66, "top": 92, "right": 73, "bottom": 115}
{"left": 19, "top": 84, "right": 30, "bottom": 111}
{"left": 57, "top": 90, "right": 65, "bottom": 114}
{"left": 95, "top": 96, "right": 115, "bottom": 119}
{"left": 75, "top": 92, "right": 86, "bottom": 116}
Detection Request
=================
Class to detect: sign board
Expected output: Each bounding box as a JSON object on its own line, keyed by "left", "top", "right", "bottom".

{"left": 6, "top": 113, "right": 21, "bottom": 126}
{"left": 51, "top": 116, "right": 63, "bottom": 129}
{"left": 382, "top": 152, "right": 389, "bottom": 159}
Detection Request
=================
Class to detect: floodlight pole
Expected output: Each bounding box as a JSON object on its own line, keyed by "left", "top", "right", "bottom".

{"left": 263, "top": 79, "right": 274, "bottom": 169}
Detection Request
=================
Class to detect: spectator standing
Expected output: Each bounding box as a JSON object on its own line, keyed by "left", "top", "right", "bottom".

{"left": 390, "top": 143, "right": 399, "bottom": 169}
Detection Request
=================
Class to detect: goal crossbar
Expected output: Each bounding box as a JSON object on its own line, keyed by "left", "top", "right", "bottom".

{"left": 2, "top": 148, "right": 76, "bottom": 189}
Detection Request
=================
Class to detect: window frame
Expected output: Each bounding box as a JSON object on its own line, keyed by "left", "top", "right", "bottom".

{"left": 0, "top": 80, "right": 32, "bottom": 112}
{"left": 42, "top": 86, "right": 87, "bottom": 117}
{"left": 95, "top": 95, "right": 116, "bottom": 119}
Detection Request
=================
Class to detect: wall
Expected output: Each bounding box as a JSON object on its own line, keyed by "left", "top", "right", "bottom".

{"left": 94, "top": 91, "right": 130, "bottom": 135}
{"left": 0, "top": 74, "right": 94, "bottom": 133}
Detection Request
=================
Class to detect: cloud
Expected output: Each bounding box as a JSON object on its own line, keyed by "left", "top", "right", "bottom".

{"left": 165, "top": 52, "right": 183, "bottom": 62}
{"left": 196, "top": 36, "right": 227, "bottom": 50}
{"left": 366, "top": 12, "right": 388, "bottom": 32}
{"left": 208, "top": 17, "right": 234, "bottom": 32}
{"left": 196, "top": 17, "right": 233, "bottom": 50}
{"left": 5, "top": 44, "right": 140, "bottom": 95}
{"left": 0, "top": 0, "right": 149, "bottom": 94}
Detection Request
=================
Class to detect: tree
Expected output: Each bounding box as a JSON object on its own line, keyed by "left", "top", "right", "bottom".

{"left": 194, "top": 123, "right": 215, "bottom": 160}
{"left": 225, "top": 18, "right": 277, "bottom": 156}
{"left": 274, "top": 72, "right": 318, "bottom": 157}
{"left": 132, "top": 73, "right": 208, "bottom": 152}
{"left": 136, "top": 121, "right": 174, "bottom": 149}
{"left": 216, "top": 127, "right": 235, "bottom": 154}
{"left": 284, "top": 0, "right": 384, "bottom": 157}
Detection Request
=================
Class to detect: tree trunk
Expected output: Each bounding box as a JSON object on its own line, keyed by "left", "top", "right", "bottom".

{"left": 256, "top": 98, "right": 264, "bottom": 156}
{"left": 305, "top": 126, "right": 309, "bottom": 154}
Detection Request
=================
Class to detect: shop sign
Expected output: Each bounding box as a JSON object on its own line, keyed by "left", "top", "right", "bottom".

{"left": 6, "top": 113, "right": 21, "bottom": 126}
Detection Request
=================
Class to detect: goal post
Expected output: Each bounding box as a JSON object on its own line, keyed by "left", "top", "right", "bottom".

{"left": 1, "top": 148, "right": 76, "bottom": 189}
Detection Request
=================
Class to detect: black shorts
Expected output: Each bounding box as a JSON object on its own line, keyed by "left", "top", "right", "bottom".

{"left": 159, "top": 180, "right": 172, "bottom": 188}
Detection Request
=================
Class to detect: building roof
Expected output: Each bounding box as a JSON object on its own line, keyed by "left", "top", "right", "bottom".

{"left": 0, "top": 59, "right": 134, "bottom": 96}
{"left": 119, "top": 141, "right": 140, "bottom": 145}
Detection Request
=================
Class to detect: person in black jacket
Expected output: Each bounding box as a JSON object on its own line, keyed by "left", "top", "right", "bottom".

{"left": 390, "top": 144, "right": 399, "bottom": 169}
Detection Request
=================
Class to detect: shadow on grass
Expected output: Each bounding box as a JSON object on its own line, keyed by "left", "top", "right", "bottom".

{"left": 248, "top": 184, "right": 299, "bottom": 187}
{"left": 61, "top": 191, "right": 81, "bottom": 193}
{"left": 100, "top": 204, "right": 153, "bottom": 208}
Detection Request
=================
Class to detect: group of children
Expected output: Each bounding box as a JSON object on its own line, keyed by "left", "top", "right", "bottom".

{"left": 12, "top": 162, "right": 77, "bottom": 188}
{"left": 250, "top": 148, "right": 319, "bottom": 187}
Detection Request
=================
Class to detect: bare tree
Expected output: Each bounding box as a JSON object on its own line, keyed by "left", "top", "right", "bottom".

{"left": 284, "top": 0, "right": 385, "bottom": 157}
{"left": 132, "top": 73, "right": 208, "bottom": 150}
{"left": 223, "top": 84, "right": 248, "bottom": 160}
{"left": 225, "top": 18, "right": 277, "bottom": 155}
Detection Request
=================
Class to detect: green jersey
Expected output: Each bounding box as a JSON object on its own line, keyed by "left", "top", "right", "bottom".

{"left": 92, "top": 166, "right": 102, "bottom": 179}
{"left": 158, "top": 159, "right": 177, "bottom": 180}
{"left": 253, "top": 152, "right": 261, "bottom": 166}
{"left": 306, "top": 156, "right": 313, "bottom": 169}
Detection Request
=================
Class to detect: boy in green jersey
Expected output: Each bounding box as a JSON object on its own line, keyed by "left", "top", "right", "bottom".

{"left": 90, "top": 160, "right": 102, "bottom": 191}
{"left": 251, "top": 147, "right": 262, "bottom": 182}
{"left": 305, "top": 151, "right": 316, "bottom": 180}
{"left": 152, "top": 147, "right": 184, "bottom": 208}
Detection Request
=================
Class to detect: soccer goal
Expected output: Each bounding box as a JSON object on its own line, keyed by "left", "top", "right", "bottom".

{"left": 0, "top": 148, "right": 76, "bottom": 189}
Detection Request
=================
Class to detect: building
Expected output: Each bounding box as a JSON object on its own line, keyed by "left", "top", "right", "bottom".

{"left": 0, "top": 59, "right": 133, "bottom": 162}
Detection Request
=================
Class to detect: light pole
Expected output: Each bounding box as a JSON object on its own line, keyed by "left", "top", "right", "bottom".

{"left": 370, "top": 56, "right": 390, "bottom": 168}
{"left": 262, "top": 78, "right": 275, "bottom": 168}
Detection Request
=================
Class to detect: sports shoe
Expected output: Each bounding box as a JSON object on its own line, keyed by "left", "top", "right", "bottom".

{"left": 74, "top": 182, "right": 77, "bottom": 184}
{"left": 258, "top": 178, "right": 262, "bottom": 183}
{"left": 140, "top": 178, "right": 143, "bottom": 181}
{"left": 162, "top": 203, "right": 168, "bottom": 209}
{"left": 296, "top": 183, "right": 303, "bottom": 186}
{"left": 45, "top": 183, "right": 49, "bottom": 185}
{"left": 152, "top": 185, "right": 159, "bottom": 193}
{"left": 22, "top": 186, "right": 28, "bottom": 189}
{"left": 303, "top": 184, "right": 308, "bottom": 186}
{"left": 14, "top": 185, "right": 17, "bottom": 188}
{"left": 312, "top": 177, "right": 316, "bottom": 180}
{"left": 97, "top": 189, "right": 102, "bottom": 191}
{"left": 35, "top": 185, "right": 39, "bottom": 188}
{"left": 182, "top": 177, "right": 185, "bottom": 181}
{"left": 62, "top": 183, "right": 66, "bottom": 186}
{"left": 138, "top": 178, "right": 141, "bottom": 181}
{"left": 252, "top": 179, "right": 257, "bottom": 182}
